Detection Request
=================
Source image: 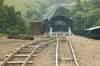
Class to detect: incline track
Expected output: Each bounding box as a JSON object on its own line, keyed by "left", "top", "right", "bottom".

{"left": 0, "top": 32, "right": 79, "bottom": 66}
{"left": 0, "top": 38, "right": 55, "bottom": 66}
{"left": 55, "top": 33, "right": 79, "bottom": 66}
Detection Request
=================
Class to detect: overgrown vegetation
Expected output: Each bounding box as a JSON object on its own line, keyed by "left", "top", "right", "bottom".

{"left": 0, "top": 0, "right": 26, "bottom": 35}
{"left": 73, "top": 0, "right": 100, "bottom": 32}
{"left": 24, "top": 0, "right": 100, "bottom": 33}
{"left": 0, "top": 0, "right": 100, "bottom": 34}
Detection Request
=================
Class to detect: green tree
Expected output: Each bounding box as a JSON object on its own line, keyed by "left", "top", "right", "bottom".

{"left": 0, "top": 0, "right": 4, "bottom": 7}
{"left": 0, "top": 3, "right": 26, "bottom": 34}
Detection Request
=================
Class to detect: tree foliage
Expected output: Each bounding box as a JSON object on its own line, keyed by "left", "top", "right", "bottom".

{"left": 0, "top": 0, "right": 26, "bottom": 34}
{"left": 71, "top": 0, "right": 100, "bottom": 32}
{"left": 25, "top": 0, "right": 100, "bottom": 33}
{"left": 1, "top": 0, "right": 100, "bottom": 34}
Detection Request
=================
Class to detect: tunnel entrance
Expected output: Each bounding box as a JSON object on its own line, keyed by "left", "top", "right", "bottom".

{"left": 48, "top": 16, "right": 72, "bottom": 32}
{"left": 43, "top": 4, "right": 73, "bottom": 32}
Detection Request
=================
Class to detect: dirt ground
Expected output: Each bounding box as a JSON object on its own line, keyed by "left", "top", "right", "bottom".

{"left": 33, "top": 42, "right": 56, "bottom": 66}
{"left": 0, "top": 35, "right": 100, "bottom": 66}
{"left": 32, "top": 38, "right": 75, "bottom": 66}
{"left": 0, "top": 36, "right": 32, "bottom": 60}
{"left": 72, "top": 35, "right": 100, "bottom": 66}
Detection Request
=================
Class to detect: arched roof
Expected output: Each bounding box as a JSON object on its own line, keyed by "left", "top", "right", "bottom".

{"left": 48, "top": 15, "right": 73, "bottom": 27}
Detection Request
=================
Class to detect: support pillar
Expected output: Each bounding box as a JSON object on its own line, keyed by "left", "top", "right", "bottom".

{"left": 49, "top": 27, "right": 53, "bottom": 37}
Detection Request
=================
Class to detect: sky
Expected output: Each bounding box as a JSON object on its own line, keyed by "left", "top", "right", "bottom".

{"left": 4, "top": 0, "right": 33, "bottom": 11}
{"left": 4, "top": 0, "right": 75, "bottom": 11}
{"left": 4, "top": 0, "right": 76, "bottom": 18}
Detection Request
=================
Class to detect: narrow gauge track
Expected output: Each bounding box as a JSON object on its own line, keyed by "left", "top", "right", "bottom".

{"left": 0, "top": 33, "right": 79, "bottom": 66}
{"left": 0, "top": 38, "right": 55, "bottom": 66}
{"left": 55, "top": 33, "right": 79, "bottom": 66}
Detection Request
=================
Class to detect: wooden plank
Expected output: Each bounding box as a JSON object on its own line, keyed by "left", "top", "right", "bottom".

{"left": 6, "top": 54, "right": 37, "bottom": 57}
{"left": 22, "top": 45, "right": 40, "bottom": 66}
{"left": 1, "top": 38, "right": 54, "bottom": 66}
{"left": 1, "top": 39, "right": 44, "bottom": 66}
{"left": 1, "top": 47, "right": 24, "bottom": 66}
{"left": 22, "top": 39, "right": 55, "bottom": 66}
{"left": 61, "top": 58, "right": 73, "bottom": 61}
{"left": 7, "top": 61, "right": 32, "bottom": 64}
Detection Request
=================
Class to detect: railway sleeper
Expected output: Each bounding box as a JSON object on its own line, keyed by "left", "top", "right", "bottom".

{"left": 20, "top": 49, "right": 33, "bottom": 52}
{"left": 20, "top": 48, "right": 33, "bottom": 51}
{"left": 0, "top": 61, "right": 33, "bottom": 66}
{"left": 6, "top": 54, "right": 37, "bottom": 57}
{"left": 23, "top": 46, "right": 36, "bottom": 49}
{"left": 18, "top": 51, "right": 32, "bottom": 53}
{"left": 22, "top": 47, "right": 34, "bottom": 49}
{"left": 7, "top": 61, "right": 32, "bottom": 64}
{"left": 5, "top": 64, "right": 32, "bottom": 66}
{"left": 5, "top": 61, "right": 33, "bottom": 66}
{"left": 8, "top": 56, "right": 28, "bottom": 61}
{"left": 59, "top": 57, "right": 74, "bottom": 61}
{"left": 1, "top": 41, "right": 53, "bottom": 66}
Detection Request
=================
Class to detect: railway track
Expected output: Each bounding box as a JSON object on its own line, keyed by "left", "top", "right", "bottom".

{"left": 55, "top": 33, "right": 79, "bottom": 66}
{"left": 0, "top": 38, "right": 55, "bottom": 66}
{"left": 0, "top": 32, "right": 79, "bottom": 66}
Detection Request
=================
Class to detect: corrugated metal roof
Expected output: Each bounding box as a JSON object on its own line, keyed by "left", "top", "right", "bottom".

{"left": 86, "top": 26, "right": 100, "bottom": 31}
